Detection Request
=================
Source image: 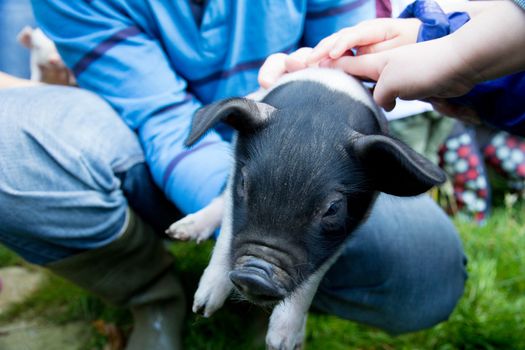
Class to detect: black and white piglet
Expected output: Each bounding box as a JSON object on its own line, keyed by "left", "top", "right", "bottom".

{"left": 166, "top": 68, "right": 446, "bottom": 350}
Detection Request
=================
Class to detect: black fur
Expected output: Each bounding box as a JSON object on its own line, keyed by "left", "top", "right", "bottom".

{"left": 187, "top": 75, "right": 446, "bottom": 303}
{"left": 186, "top": 98, "right": 266, "bottom": 146}
{"left": 230, "top": 82, "right": 379, "bottom": 289}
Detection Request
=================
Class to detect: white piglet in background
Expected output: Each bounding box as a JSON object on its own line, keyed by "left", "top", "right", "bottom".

{"left": 17, "top": 26, "right": 76, "bottom": 86}
{"left": 167, "top": 68, "right": 446, "bottom": 350}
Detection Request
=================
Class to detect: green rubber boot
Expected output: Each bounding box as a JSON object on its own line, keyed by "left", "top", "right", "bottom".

{"left": 46, "top": 209, "right": 185, "bottom": 350}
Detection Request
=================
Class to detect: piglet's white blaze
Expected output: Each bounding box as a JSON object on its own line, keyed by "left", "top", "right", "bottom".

{"left": 266, "top": 67, "right": 376, "bottom": 111}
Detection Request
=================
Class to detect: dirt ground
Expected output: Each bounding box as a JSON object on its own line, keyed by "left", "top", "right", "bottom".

{"left": 0, "top": 266, "right": 91, "bottom": 350}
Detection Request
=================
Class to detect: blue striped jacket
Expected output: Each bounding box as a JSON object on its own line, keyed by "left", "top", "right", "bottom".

{"left": 31, "top": 0, "right": 376, "bottom": 215}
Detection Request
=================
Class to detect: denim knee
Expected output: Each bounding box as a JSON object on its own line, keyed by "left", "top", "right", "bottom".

{"left": 313, "top": 194, "right": 467, "bottom": 334}
{"left": 0, "top": 86, "right": 145, "bottom": 264}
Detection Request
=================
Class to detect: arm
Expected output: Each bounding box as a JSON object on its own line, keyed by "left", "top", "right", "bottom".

{"left": 32, "top": 1, "right": 230, "bottom": 214}
{"left": 451, "top": 0, "right": 525, "bottom": 83}
{"left": 307, "top": 0, "right": 497, "bottom": 63}
{"left": 0, "top": 71, "right": 38, "bottom": 89}
{"left": 316, "top": 0, "right": 525, "bottom": 109}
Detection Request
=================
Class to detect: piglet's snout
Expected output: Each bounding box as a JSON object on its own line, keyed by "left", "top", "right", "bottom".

{"left": 229, "top": 258, "right": 287, "bottom": 302}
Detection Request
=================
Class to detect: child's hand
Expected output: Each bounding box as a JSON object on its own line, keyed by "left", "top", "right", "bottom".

{"left": 258, "top": 18, "right": 420, "bottom": 90}
{"left": 307, "top": 18, "right": 421, "bottom": 64}
{"left": 38, "top": 61, "right": 76, "bottom": 86}
{"left": 429, "top": 98, "right": 480, "bottom": 125}
{"left": 258, "top": 47, "right": 315, "bottom": 89}
{"left": 321, "top": 37, "right": 476, "bottom": 111}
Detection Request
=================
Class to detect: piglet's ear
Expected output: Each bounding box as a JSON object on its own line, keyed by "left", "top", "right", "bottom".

{"left": 185, "top": 98, "right": 275, "bottom": 147}
{"left": 353, "top": 134, "right": 446, "bottom": 196}
{"left": 17, "top": 26, "right": 34, "bottom": 48}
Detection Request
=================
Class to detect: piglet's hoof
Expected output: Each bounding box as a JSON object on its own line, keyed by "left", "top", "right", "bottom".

{"left": 165, "top": 214, "right": 214, "bottom": 243}
{"left": 192, "top": 268, "right": 233, "bottom": 318}
{"left": 266, "top": 343, "right": 303, "bottom": 350}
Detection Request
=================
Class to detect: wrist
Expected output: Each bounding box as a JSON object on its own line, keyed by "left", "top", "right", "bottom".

{"left": 442, "top": 34, "right": 484, "bottom": 89}
{"left": 447, "top": 1, "right": 525, "bottom": 83}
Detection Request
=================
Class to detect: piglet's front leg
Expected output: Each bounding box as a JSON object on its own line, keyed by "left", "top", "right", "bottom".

{"left": 166, "top": 195, "right": 224, "bottom": 243}
{"left": 266, "top": 249, "right": 344, "bottom": 350}
{"left": 192, "top": 191, "right": 234, "bottom": 317}
{"left": 266, "top": 287, "right": 310, "bottom": 350}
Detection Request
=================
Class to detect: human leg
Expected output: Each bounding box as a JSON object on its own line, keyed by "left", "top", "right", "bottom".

{"left": 482, "top": 130, "right": 525, "bottom": 192}
{"left": 312, "top": 193, "right": 467, "bottom": 335}
{"left": 439, "top": 122, "right": 490, "bottom": 223}
{"left": 0, "top": 85, "right": 184, "bottom": 349}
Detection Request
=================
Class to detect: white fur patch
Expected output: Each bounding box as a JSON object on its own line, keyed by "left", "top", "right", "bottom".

{"left": 192, "top": 171, "right": 235, "bottom": 317}
{"left": 166, "top": 195, "right": 224, "bottom": 243}
{"left": 267, "top": 68, "right": 375, "bottom": 110}
{"left": 266, "top": 245, "right": 345, "bottom": 350}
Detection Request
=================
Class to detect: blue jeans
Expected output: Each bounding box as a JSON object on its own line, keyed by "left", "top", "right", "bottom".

{"left": 313, "top": 194, "right": 467, "bottom": 334}
{"left": 0, "top": 86, "right": 466, "bottom": 334}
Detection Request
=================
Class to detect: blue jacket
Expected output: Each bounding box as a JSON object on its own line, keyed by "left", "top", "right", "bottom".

{"left": 450, "top": 74, "right": 525, "bottom": 136}
{"left": 32, "top": 0, "right": 376, "bottom": 214}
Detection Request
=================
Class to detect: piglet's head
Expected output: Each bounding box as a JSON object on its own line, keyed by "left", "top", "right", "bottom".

{"left": 187, "top": 95, "right": 445, "bottom": 305}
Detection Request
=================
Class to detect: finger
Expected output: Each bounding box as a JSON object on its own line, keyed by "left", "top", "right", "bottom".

{"left": 289, "top": 47, "right": 313, "bottom": 61}
{"left": 356, "top": 37, "right": 405, "bottom": 55}
{"left": 328, "top": 29, "right": 363, "bottom": 59}
{"left": 428, "top": 98, "right": 456, "bottom": 115}
{"left": 285, "top": 47, "right": 312, "bottom": 72}
{"left": 59, "top": 68, "right": 69, "bottom": 85}
{"left": 66, "top": 69, "right": 77, "bottom": 85}
{"left": 373, "top": 75, "right": 398, "bottom": 111}
{"left": 307, "top": 34, "right": 338, "bottom": 64}
{"left": 320, "top": 54, "right": 384, "bottom": 82}
{"left": 38, "top": 64, "right": 51, "bottom": 82}
{"left": 258, "top": 53, "right": 288, "bottom": 89}
{"left": 429, "top": 98, "right": 480, "bottom": 123}
{"left": 326, "top": 21, "right": 397, "bottom": 59}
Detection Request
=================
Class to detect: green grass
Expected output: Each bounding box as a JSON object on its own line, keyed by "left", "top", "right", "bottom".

{"left": 1, "top": 204, "right": 525, "bottom": 349}
{"left": 0, "top": 245, "right": 23, "bottom": 268}
{"left": 304, "top": 205, "right": 525, "bottom": 350}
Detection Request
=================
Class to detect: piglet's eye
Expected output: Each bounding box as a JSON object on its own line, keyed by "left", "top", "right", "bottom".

{"left": 236, "top": 169, "right": 246, "bottom": 198}
{"left": 324, "top": 200, "right": 342, "bottom": 217}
